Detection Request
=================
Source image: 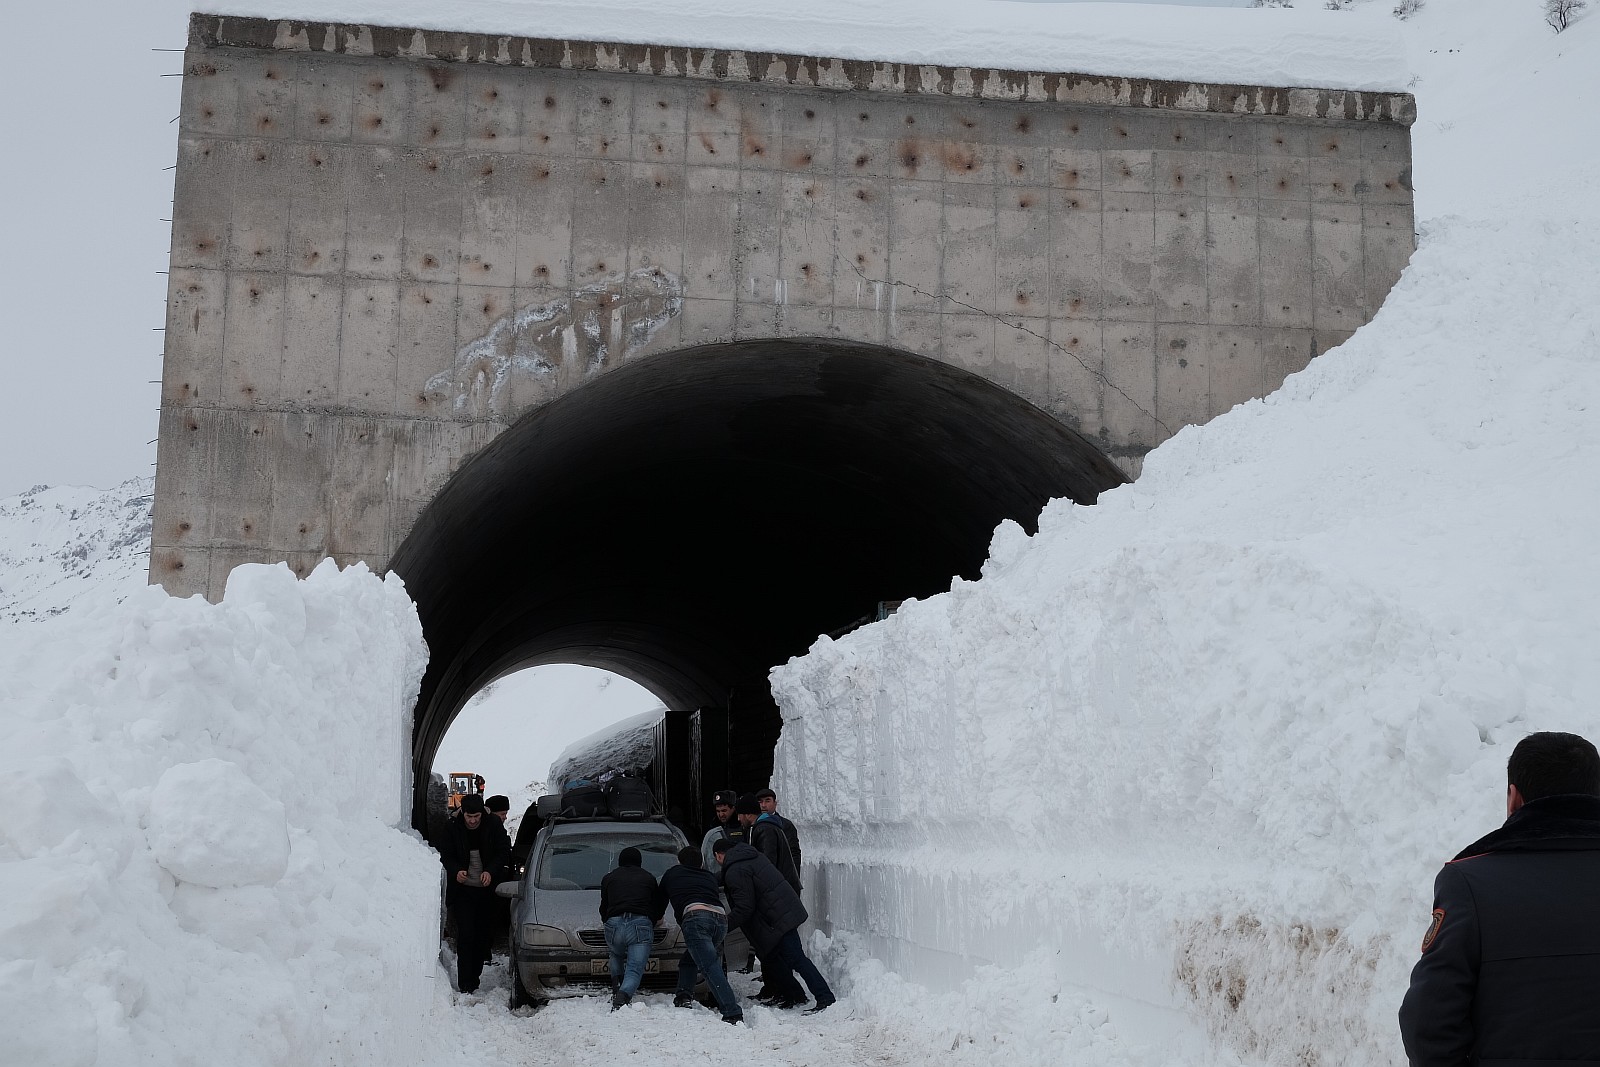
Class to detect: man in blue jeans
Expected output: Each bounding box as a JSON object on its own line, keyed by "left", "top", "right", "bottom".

{"left": 598, "top": 846, "right": 666, "bottom": 1010}
{"left": 659, "top": 846, "right": 743, "bottom": 1024}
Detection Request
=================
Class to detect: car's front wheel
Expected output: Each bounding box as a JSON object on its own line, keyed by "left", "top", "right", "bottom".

{"left": 509, "top": 961, "right": 539, "bottom": 1010}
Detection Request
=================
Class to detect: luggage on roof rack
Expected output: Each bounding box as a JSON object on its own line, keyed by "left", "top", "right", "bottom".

{"left": 604, "top": 775, "right": 653, "bottom": 819}
{"left": 558, "top": 779, "right": 607, "bottom": 818}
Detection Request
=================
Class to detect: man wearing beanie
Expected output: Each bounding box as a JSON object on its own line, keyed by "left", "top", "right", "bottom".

{"left": 438, "top": 793, "right": 509, "bottom": 994}
{"left": 599, "top": 846, "right": 667, "bottom": 1010}
{"left": 660, "top": 846, "right": 743, "bottom": 1024}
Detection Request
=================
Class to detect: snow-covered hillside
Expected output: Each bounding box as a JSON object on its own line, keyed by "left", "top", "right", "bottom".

{"left": 0, "top": 479, "right": 151, "bottom": 624}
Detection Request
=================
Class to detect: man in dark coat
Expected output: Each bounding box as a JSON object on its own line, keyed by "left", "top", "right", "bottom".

{"left": 736, "top": 793, "right": 801, "bottom": 893}
{"left": 1399, "top": 730, "right": 1600, "bottom": 1065}
{"left": 756, "top": 788, "right": 802, "bottom": 879}
{"left": 598, "top": 846, "right": 667, "bottom": 1010}
{"left": 713, "top": 839, "right": 835, "bottom": 1014}
{"left": 438, "top": 793, "right": 510, "bottom": 994}
{"left": 659, "top": 846, "right": 743, "bottom": 1024}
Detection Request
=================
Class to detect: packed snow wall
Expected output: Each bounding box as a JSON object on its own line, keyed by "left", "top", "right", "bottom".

{"left": 771, "top": 212, "right": 1600, "bottom": 1064}
{"left": 0, "top": 562, "right": 440, "bottom": 1067}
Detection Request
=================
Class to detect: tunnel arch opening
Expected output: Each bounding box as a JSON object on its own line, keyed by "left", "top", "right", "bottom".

{"left": 430, "top": 663, "right": 666, "bottom": 812}
{"left": 394, "top": 337, "right": 1127, "bottom": 833}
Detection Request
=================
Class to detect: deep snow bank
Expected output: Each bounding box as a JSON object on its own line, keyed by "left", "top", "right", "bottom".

{"left": 771, "top": 5, "right": 1600, "bottom": 1063}
{"left": 775, "top": 218, "right": 1600, "bottom": 1067}
{"left": 0, "top": 561, "right": 438, "bottom": 1067}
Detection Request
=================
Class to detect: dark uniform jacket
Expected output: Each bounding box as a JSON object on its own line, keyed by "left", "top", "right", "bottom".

{"left": 438, "top": 815, "right": 510, "bottom": 906}
{"left": 776, "top": 812, "right": 802, "bottom": 870}
{"left": 658, "top": 864, "right": 725, "bottom": 925}
{"left": 598, "top": 864, "right": 667, "bottom": 922}
{"left": 1398, "top": 793, "right": 1600, "bottom": 1066}
{"left": 749, "top": 815, "right": 802, "bottom": 893}
{"left": 719, "top": 843, "right": 807, "bottom": 955}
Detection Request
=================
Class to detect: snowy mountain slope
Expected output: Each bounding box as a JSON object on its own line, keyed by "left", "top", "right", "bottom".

{"left": 0, "top": 479, "right": 152, "bottom": 624}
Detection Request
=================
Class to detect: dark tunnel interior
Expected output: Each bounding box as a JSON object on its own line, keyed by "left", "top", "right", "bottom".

{"left": 393, "top": 338, "right": 1127, "bottom": 831}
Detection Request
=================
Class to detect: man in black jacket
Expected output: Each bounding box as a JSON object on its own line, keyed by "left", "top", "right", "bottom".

{"left": 736, "top": 794, "right": 801, "bottom": 892}
{"left": 756, "top": 788, "right": 802, "bottom": 877}
{"left": 660, "top": 846, "right": 743, "bottom": 1024}
{"left": 438, "top": 793, "right": 510, "bottom": 994}
{"left": 1399, "top": 730, "right": 1600, "bottom": 1065}
{"left": 713, "top": 839, "right": 835, "bottom": 1014}
{"left": 599, "top": 846, "right": 667, "bottom": 1010}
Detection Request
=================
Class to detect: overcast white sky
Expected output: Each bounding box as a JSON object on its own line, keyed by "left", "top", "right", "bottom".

{"left": 0, "top": 0, "right": 191, "bottom": 497}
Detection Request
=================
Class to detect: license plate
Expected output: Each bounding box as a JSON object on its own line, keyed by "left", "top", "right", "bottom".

{"left": 590, "top": 958, "right": 661, "bottom": 974}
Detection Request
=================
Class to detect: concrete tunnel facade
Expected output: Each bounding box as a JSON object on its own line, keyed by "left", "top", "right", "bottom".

{"left": 147, "top": 15, "right": 1416, "bottom": 830}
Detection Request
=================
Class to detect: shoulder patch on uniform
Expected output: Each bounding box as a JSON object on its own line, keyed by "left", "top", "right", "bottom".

{"left": 1420, "top": 907, "right": 1445, "bottom": 953}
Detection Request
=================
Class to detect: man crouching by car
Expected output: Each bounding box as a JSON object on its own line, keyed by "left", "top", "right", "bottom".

{"left": 712, "top": 838, "right": 835, "bottom": 1014}
{"left": 599, "top": 847, "right": 667, "bottom": 1010}
{"left": 660, "top": 846, "right": 744, "bottom": 1024}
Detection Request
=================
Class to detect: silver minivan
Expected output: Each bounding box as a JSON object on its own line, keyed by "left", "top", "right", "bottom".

{"left": 501, "top": 817, "right": 691, "bottom": 1007}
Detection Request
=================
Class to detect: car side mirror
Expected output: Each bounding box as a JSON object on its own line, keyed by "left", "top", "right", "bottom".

{"left": 495, "top": 880, "right": 521, "bottom": 898}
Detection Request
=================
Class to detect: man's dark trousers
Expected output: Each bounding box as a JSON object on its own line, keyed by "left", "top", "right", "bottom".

{"left": 773, "top": 928, "right": 834, "bottom": 1006}
{"left": 451, "top": 890, "right": 495, "bottom": 993}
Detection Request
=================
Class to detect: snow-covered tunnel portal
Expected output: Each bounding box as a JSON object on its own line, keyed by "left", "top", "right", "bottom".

{"left": 147, "top": 12, "right": 1415, "bottom": 837}
{"left": 394, "top": 337, "right": 1126, "bottom": 827}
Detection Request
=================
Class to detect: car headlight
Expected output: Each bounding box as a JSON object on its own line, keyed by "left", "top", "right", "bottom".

{"left": 519, "top": 924, "right": 569, "bottom": 947}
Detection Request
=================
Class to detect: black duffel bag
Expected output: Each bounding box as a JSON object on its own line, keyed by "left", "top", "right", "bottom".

{"left": 604, "top": 775, "right": 654, "bottom": 819}
{"left": 559, "top": 779, "right": 607, "bottom": 817}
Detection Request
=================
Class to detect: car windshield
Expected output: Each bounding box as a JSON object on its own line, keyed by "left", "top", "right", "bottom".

{"left": 535, "top": 833, "right": 679, "bottom": 890}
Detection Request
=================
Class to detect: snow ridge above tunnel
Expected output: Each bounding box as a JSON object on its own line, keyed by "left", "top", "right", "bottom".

{"left": 211, "top": 0, "right": 1410, "bottom": 93}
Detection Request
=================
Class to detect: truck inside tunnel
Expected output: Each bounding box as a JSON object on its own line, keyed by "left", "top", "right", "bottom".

{"left": 394, "top": 337, "right": 1127, "bottom": 834}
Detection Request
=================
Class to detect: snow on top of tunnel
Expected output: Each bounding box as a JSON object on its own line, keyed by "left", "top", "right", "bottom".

{"left": 207, "top": 0, "right": 1410, "bottom": 93}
